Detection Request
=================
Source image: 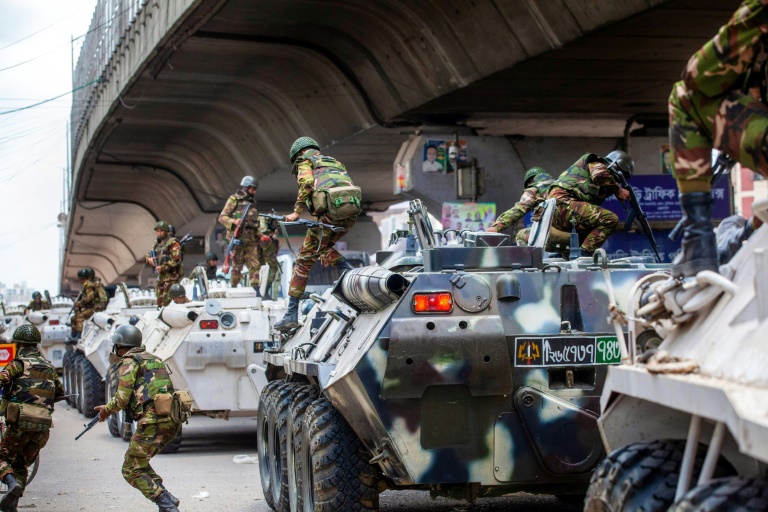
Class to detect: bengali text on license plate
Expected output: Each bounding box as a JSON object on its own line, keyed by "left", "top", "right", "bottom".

{"left": 514, "top": 336, "right": 621, "bottom": 367}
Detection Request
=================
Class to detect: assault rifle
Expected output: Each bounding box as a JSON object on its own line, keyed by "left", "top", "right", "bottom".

{"left": 177, "top": 232, "right": 193, "bottom": 246}
{"left": 149, "top": 249, "right": 158, "bottom": 274}
{"left": 222, "top": 202, "right": 252, "bottom": 274}
{"left": 259, "top": 211, "right": 344, "bottom": 257}
{"left": 608, "top": 166, "right": 663, "bottom": 263}
{"left": 75, "top": 415, "right": 99, "bottom": 440}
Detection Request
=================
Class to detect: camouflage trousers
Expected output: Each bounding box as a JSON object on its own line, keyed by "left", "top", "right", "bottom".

{"left": 155, "top": 276, "right": 180, "bottom": 308}
{"left": 229, "top": 232, "right": 261, "bottom": 288}
{"left": 669, "top": 80, "right": 768, "bottom": 192}
{"left": 514, "top": 228, "right": 531, "bottom": 246}
{"left": 122, "top": 419, "right": 181, "bottom": 501}
{"left": 551, "top": 200, "right": 617, "bottom": 253}
{"left": 71, "top": 308, "right": 95, "bottom": 334}
{"left": 258, "top": 238, "right": 279, "bottom": 287}
{"left": 289, "top": 218, "right": 355, "bottom": 298}
{"left": 0, "top": 426, "right": 49, "bottom": 495}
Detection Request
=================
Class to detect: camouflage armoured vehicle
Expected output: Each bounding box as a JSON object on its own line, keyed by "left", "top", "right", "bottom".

{"left": 26, "top": 294, "right": 74, "bottom": 369}
{"left": 256, "top": 200, "right": 665, "bottom": 511}
{"left": 585, "top": 199, "right": 768, "bottom": 511}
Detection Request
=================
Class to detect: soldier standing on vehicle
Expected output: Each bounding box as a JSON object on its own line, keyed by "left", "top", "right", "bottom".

{"left": 275, "top": 137, "right": 360, "bottom": 331}
{"left": 218, "top": 176, "right": 262, "bottom": 296}
{"left": 487, "top": 167, "right": 554, "bottom": 245}
{"left": 0, "top": 324, "right": 64, "bottom": 511}
{"left": 258, "top": 216, "right": 280, "bottom": 301}
{"left": 202, "top": 252, "right": 219, "bottom": 281}
{"left": 545, "top": 151, "right": 633, "bottom": 255}
{"left": 70, "top": 268, "right": 108, "bottom": 340}
{"left": 145, "top": 221, "right": 182, "bottom": 308}
{"left": 167, "top": 285, "right": 190, "bottom": 305}
{"left": 94, "top": 325, "right": 181, "bottom": 512}
{"left": 668, "top": 0, "right": 768, "bottom": 277}
{"left": 23, "top": 292, "right": 49, "bottom": 315}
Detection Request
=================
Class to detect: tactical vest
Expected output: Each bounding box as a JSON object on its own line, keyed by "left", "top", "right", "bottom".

{"left": 94, "top": 279, "right": 108, "bottom": 311}
{"left": 302, "top": 153, "right": 361, "bottom": 219}
{"left": 553, "top": 153, "right": 606, "bottom": 203}
{"left": 8, "top": 349, "right": 58, "bottom": 412}
{"left": 229, "top": 192, "right": 259, "bottom": 230}
{"left": 127, "top": 351, "right": 175, "bottom": 418}
{"left": 154, "top": 236, "right": 179, "bottom": 268}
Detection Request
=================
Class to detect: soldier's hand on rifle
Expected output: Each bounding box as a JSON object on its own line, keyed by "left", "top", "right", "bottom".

{"left": 95, "top": 405, "right": 110, "bottom": 422}
{"left": 145, "top": 254, "right": 154, "bottom": 266}
{"left": 486, "top": 226, "right": 498, "bottom": 233}
{"left": 286, "top": 212, "right": 300, "bottom": 222}
{"left": 616, "top": 188, "right": 630, "bottom": 201}
{"left": 232, "top": 218, "right": 241, "bottom": 227}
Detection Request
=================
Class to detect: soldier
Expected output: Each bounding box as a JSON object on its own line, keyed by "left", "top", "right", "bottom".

{"left": 70, "top": 268, "right": 108, "bottom": 340}
{"left": 668, "top": 0, "right": 768, "bottom": 277}
{"left": 23, "top": 292, "right": 49, "bottom": 315}
{"left": 258, "top": 215, "right": 280, "bottom": 301}
{"left": 0, "top": 325, "right": 65, "bottom": 511}
{"left": 94, "top": 325, "right": 181, "bottom": 512}
{"left": 218, "top": 176, "right": 262, "bottom": 295}
{"left": 275, "top": 137, "right": 358, "bottom": 331}
{"left": 145, "top": 221, "right": 182, "bottom": 307}
{"left": 487, "top": 167, "right": 554, "bottom": 246}
{"left": 167, "top": 284, "right": 190, "bottom": 305}
{"left": 545, "top": 151, "right": 633, "bottom": 255}
{"left": 202, "top": 252, "right": 219, "bottom": 281}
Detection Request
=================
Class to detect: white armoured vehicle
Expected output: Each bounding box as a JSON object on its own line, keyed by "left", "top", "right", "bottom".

{"left": 585, "top": 199, "right": 768, "bottom": 511}
{"left": 26, "top": 295, "right": 74, "bottom": 369}
{"left": 0, "top": 303, "right": 25, "bottom": 342}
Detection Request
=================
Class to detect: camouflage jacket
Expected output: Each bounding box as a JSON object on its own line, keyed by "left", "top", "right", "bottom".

{"left": 77, "top": 279, "right": 107, "bottom": 312}
{"left": 152, "top": 235, "right": 182, "bottom": 280}
{"left": 492, "top": 175, "right": 554, "bottom": 231}
{"left": 218, "top": 190, "right": 260, "bottom": 239}
{"left": 549, "top": 153, "right": 620, "bottom": 205}
{"left": 26, "top": 300, "right": 50, "bottom": 312}
{"left": 105, "top": 346, "right": 176, "bottom": 424}
{"left": 292, "top": 149, "right": 353, "bottom": 214}
{"left": 684, "top": 0, "right": 768, "bottom": 98}
{"left": 0, "top": 345, "right": 64, "bottom": 413}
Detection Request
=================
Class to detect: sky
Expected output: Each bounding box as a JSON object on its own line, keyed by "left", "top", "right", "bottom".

{"left": 0, "top": 0, "right": 98, "bottom": 296}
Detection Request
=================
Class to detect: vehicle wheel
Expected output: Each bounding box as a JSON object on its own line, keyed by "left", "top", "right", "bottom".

{"left": 257, "top": 380, "right": 283, "bottom": 510}
{"left": 78, "top": 357, "right": 103, "bottom": 418}
{"left": 268, "top": 382, "right": 300, "bottom": 512}
{"left": 584, "top": 440, "right": 735, "bottom": 512}
{"left": 671, "top": 477, "right": 768, "bottom": 512}
{"left": 105, "top": 365, "right": 120, "bottom": 438}
{"left": 289, "top": 385, "right": 319, "bottom": 512}
{"left": 62, "top": 350, "right": 75, "bottom": 405}
{"left": 73, "top": 354, "right": 85, "bottom": 414}
{"left": 160, "top": 426, "right": 183, "bottom": 454}
{"left": 301, "top": 396, "right": 378, "bottom": 512}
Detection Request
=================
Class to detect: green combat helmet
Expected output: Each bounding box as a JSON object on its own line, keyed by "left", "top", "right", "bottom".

{"left": 154, "top": 221, "right": 170, "bottom": 232}
{"left": 205, "top": 252, "right": 218, "bottom": 261}
{"left": 32, "top": 291, "right": 42, "bottom": 299}
{"left": 168, "top": 284, "right": 186, "bottom": 301}
{"left": 605, "top": 150, "right": 634, "bottom": 181}
{"left": 77, "top": 268, "right": 90, "bottom": 280}
{"left": 12, "top": 324, "right": 41, "bottom": 344}
{"left": 240, "top": 175, "right": 257, "bottom": 188}
{"left": 289, "top": 136, "right": 319, "bottom": 164}
{"left": 112, "top": 324, "right": 142, "bottom": 348}
{"left": 523, "top": 167, "right": 547, "bottom": 187}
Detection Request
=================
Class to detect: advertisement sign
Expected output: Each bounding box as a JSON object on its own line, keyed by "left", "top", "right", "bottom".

{"left": 422, "top": 140, "right": 468, "bottom": 174}
{"left": 0, "top": 343, "right": 16, "bottom": 367}
{"left": 441, "top": 202, "right": 496, "bottom": 232}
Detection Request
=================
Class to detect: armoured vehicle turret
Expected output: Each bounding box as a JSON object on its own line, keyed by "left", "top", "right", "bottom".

{"left": 256, "top": 200, "right": 666, "bottom": 511}
{"left": 585, "top": 199, "right": 768, "bottom": 511}
{"left": 25, "top": 294, "right": 74, "bottom": 369}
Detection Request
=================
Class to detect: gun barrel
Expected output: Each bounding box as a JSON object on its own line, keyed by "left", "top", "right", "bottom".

{"left": 75, "top": 416, "right": 100, "bottom": 441}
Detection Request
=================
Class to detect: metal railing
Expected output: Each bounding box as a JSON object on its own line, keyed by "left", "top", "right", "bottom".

{"left": 70, "top": 0, "right": 148, "bottom": 169}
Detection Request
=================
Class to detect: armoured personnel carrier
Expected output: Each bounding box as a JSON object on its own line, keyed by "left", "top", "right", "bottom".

{"left": 0, "top": 303, "right": 25, "bottom": 342}
{"left": 256, "top": 200, "right": 666, "bottom": 511}
{"left": 585, "top": 199, "right": 768, "bottom": 511}
{"left": 26, "top": 294, "right": 74, "bottom": 369}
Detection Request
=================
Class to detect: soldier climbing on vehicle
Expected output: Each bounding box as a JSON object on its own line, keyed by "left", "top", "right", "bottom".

{"left": 488, "top": 167, "right": 554, "bottom": 246}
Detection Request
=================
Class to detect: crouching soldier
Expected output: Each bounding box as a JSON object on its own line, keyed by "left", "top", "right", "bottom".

{"left": 94, "top": 325, "right": 181, "bottom": 512}
{"left": 0, "top": 324, "right": 65, "bottom": 512}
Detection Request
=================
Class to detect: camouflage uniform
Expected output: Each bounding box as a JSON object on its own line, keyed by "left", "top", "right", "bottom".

{"left": 669, "top": 0, "right": 768, "bottom": 192}
{"left": 72, "top": 278, "right": 108, "bottom": 333}
{"left": 25, "top": 300, "right": 49, "bottom": 312}
{"left": 104, "top": 346, "right": 180, "bottom": 502}
{"left": 0, "top": 345, "right": 64, "bottom": 494}
{"left": 218, "top": 190, "right": 261, "bottom": 287}
{"left": 152, "top": 236, "right": 182, "bottom": 307}
{"left": 547, "top": 154, "right": 622, "bottom": 253}
{"left": 289, "top": 149, "right": 356, "bottom": 298}
{"left": 258, "top": 217, "right": 280, "bottom": 293}
{"left": 491, "top": 173, "right": 554, "bottom": 245}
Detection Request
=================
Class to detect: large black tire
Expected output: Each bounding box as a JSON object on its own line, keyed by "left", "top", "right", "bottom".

{"left": 257, "top": 380, "right": 282, "bottom": 510}
{"left": 73, "top": 354, "right": 85, "bottom": 414}
{"left": 61, "top": 350, "right": 76, "bottom": 406}
{"left": 105, "top": 365, "right": 120, "bottom": 438}
{"left": 671, "top": 477, "right": 768, "bottom": 512}
{"left": 301, "top": 396, "right": 378, "bottom": 512}
{"left": 268, "top": 382, "right": 300, "bottom": 512}
{"left": 160, "top": 426, "right": 183, "bottom": 454}
{"left": 585, "top": 440, "right": 735, "bottom": 512}
{"left": 78, "top": 357, "right": 103, "bottom": 418}
{"left": 289, "top": 385, "right": 320, "bottom": 512}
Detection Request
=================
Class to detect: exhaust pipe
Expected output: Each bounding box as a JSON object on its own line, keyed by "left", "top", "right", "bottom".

{"left": 336, "top": 267, "right": 409, "bottom": 312}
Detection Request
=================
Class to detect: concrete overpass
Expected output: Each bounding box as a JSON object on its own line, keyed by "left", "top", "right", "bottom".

{"left": 64, "top": 0, "right": 738, "bottom": 290}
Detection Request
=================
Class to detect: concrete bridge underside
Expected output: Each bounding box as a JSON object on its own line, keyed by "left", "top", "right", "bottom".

{"left": 65, "top": 0, "right": 738, "bottom": 289}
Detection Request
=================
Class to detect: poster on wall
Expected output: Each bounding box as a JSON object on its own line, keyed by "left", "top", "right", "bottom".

{"left": 441, "top": 202, "right": 496, "bottom": 232}
{"left": 394, "top": 162, "right": 413, "bottom": 194}
{"left": 422, "top": 140, "right": 468, "bottom": 174}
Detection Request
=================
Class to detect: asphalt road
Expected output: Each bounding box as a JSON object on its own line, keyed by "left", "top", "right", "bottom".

{"left": 20, "top": 403, "right": 585, "bottom": 511}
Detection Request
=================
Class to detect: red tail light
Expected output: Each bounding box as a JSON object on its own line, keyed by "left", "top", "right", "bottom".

{"left": 200, "top": 320, "right": 219, "bottom": 329}
{"left": 412, "top": 292, "right": 452, "bottom": 313}
{"left": 48, "top": 319, "right": 60, "bottom": 325}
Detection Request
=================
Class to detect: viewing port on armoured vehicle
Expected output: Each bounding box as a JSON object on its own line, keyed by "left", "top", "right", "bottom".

{"left": 256, "top": 200, "right": 668, "bottom": 511}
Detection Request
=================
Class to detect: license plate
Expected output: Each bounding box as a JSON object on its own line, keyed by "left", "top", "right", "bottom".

{"left": 514, "top": 336, "right": 621, "bottom": 367}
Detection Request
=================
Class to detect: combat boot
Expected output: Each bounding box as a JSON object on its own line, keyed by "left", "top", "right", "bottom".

{"left": 274, "top": 297, "right": 300, "bottom": 331}
{"left": 335, "top": 258, "right": 354, "bottom": 271}
{"left": 252, "top": 286, "right": 262, "bottom": 298}
{"left": 0, "top": 473, "right": 21, "bottom": 512}
{"left": 671, "top": 192, "right": 718, "bottom": 278}
{"left": 158, "top": 484, "right": 180, "bottom": 507}
{"left": 153, "top": 490, "right": 180, "bottom": 512}
{"left": 261, "top": 287, "right": 273, "bottom": 302}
